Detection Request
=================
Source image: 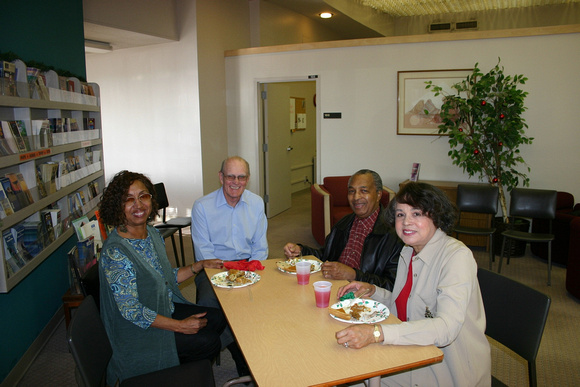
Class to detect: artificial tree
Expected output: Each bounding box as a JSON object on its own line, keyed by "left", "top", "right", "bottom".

{"left": 425, "top": 59, "right": 533, "bottom": 222}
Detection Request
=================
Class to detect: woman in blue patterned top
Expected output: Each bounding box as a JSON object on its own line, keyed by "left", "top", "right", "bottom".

{"left": 98, "top": 170, "right": 226, "bottom": 385}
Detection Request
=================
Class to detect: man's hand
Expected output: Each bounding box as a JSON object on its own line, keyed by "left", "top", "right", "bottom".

{"left": 283, "top": 243, "right": 301, "bottom": 259}
{"left": 321, "top": 261, "right": 356, "bottom": 281}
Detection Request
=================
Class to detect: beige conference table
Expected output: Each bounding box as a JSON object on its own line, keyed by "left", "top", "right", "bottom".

{"left": 206, "top": 258, "right": 443, "bottom": 387}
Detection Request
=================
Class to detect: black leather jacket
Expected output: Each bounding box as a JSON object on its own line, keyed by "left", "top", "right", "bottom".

{"left": 301, "top": 209, "right": 402, "bottom": 290}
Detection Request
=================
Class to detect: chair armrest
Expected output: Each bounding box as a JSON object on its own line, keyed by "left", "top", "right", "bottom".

{"left": 311, "top": 184, "right": 332, "bottom": 245}
{"left": 380, "top": 185, "right": 396, "bottom": 209}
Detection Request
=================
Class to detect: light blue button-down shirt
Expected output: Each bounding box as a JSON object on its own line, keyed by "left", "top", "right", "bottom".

{"left": 191, "top": 187, "right": 268, "bottom": 261}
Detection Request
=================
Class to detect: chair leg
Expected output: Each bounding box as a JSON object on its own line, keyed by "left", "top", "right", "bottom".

{"left": 547, "top": 241, "right": 552, "bottom": 286}
{"left": 498, "top": 237, "right": 507, "bottom": 273}
{"left": 488, "top": 235, "right": 494, "bottom": 270}
{"left": 170, "top": 235, "right": 179, "bottom": 267}
{"left": 178, "top": 229, "right": 186, "bottom": 267}
{"left": 505, "top": 238, "right": 513, "bottom": 266}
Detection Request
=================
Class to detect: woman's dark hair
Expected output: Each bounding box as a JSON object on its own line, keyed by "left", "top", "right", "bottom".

{"left": 98, "top": 170, "right": 159, "bottom": 227}
{"left": 385, "top": 182, "right": 457, "bottom": 233}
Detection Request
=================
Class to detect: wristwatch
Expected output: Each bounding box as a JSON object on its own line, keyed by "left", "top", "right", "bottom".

{"left": 373, "top": 324, "right": 381, "bottom": 343}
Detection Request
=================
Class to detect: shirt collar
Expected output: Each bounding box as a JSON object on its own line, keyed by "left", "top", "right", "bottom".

{"left": 401, "top": 228, "right": 446, "bottom": 265}
{"left": 353, "top": 207, "right": 380, "bottom": 231}
{"left": 216, "top": 187, "right": 248, "bottom": 208}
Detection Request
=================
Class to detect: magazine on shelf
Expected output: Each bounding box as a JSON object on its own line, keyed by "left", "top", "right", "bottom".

{"left": 42, "top": 208, "right": 62, "bottom": 239}
{"left": 0, "top": 184, "right": 14, "bottom": 218}
{"left": 40, "top": 211, "right": 55, "bottom": 246}
{"left": 6, "top": 173, "right": 32, "bottom": 209}
{"left": 1, "top": 60, "right": 17, "bottom": 97}
{"left": 39, "top": 162, "right": 59, "bottom": 194}
{"left": 35, "top": 74, "right": 50, "bottom": 100}
{"left": 77, "top": 235, "right": 96, "bottom": 272}
{"left": 70, "top": 118, "right": 80, "bottom": 132}
{"left": 35, "top": 166, "right": 48, "bottom": 199}
{"left": 14, "top": 224, "right": 34, "bottom": 263}
{"left": 71, "top": 215, "right": 90, "bottom": 240}
{"left": 23, "top": 220, "right": 44, "bottom": 257}
{"left": 0, "top": 121, "right": 15, "bottom": 156}
{"left": 0, "top": 176, "right": 21, "bottom": 212}
{"left": 80, "top": 220, "right": 102, "bottom": 251}
{"left": 1, "top": 121, "right": 19, "bottom": 154}
{"left": 410, "top": 163, "right": 421, "bottom": 182}
{"left": 3, "top": 229, "right": 22, "bottom": 276}
{"left": 7, "top": 121, "right": 28, "bottom": 153}
{"left": 3, "top": 228, "right": 28, "bottom": 269}
{"left": 14, "top": 173, "right": 34, "bottom": 206}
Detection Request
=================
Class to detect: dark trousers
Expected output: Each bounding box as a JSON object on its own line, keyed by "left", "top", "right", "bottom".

{"left": 195, "top": 270, "right": 234, "bottom": 348}
{"left": 173, "top": 302, "right": 226, "bottom": 363}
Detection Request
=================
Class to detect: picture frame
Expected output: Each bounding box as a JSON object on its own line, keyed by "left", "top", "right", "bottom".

{"left": 397, "top": 69, "right": 472, "bottom": 135}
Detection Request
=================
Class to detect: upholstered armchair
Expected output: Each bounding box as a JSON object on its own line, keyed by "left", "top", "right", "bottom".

{"left": 310, "top": 176, "right": 395, "bottom": 245}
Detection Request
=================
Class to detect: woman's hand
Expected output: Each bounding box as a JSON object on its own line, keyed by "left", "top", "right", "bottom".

{"left": 336, "top": 324, "right": 376, "bottom": 349}
{"left": 283, "top": 243, "right": 301, "bottom": 259}
{"left": 321, "top": 261, "right": 356, "bottom": 281}
{"left": 201, "top": 259, "right": 224, "bottom": 270}
{"left": 336, "top": 281, "right": 375, "bottom": 299}
{"left": 177, "top": 312, "right": 208, "bottom": 334}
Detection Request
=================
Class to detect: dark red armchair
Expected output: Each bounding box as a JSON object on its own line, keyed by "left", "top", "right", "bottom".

{"left": 310, "top": 176, "right": 394, "bottom": 246}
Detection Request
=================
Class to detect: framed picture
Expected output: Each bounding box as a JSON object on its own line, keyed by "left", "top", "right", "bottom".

{"left": 397, "top": 69, "right": 472, "bottom": 135}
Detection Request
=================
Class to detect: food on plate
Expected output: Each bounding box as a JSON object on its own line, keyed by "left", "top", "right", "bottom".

{"left": 283, "top": 260, "right": 314, "bottom": 273}
{"left": 226, "top": 269, "right": 251, "bottom": 284}
{"left": 350, "top": 303, "right": 369, "bottom": 320}
{"left": 328, "top": 307, "right": 352, "bottom": 320}
{"left": 329, "top": 301, "right": 371, "bottom": 321}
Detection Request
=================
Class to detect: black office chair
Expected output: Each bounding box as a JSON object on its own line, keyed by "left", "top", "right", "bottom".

{"left": 154, "top": 182, "right": 192, "bottom": 267}
{"left": 454, "top": 184, "right": 499, "bottom": 269}
{"left": 157, "top": 225, "right": 181, "bottom": 267}
{"left": 498, "top": 188, "right": 557, "bottom": 285}
{"left": 477, "top": 268, "right": 550, "bottom": 387}
{"left": 67, "top": 295, "right": 215, "bottom": 387}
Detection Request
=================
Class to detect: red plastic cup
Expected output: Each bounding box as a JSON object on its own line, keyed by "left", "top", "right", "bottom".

{"left": 296, "top": 261, "right": 311, "bottom": 285}
{"left": 313, "top": 281, "right": 332, "bottom": 308}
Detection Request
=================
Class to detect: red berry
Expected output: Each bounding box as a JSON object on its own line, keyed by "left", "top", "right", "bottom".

{"left": 493, "top": 177, "right": 499, "bottom": 183}
{"left": 459, "top": 128, "right": 463, "bottom": 132}
{"left": 474, "top": 149, "right": 479, "bottom": 155}
{"left": 498, "top": 142, "right": 503, "bottom": 147}
{"left": 481, "top": 101, "right": 486, "bottom": 106}
{"left": 500, "top": 114, "right": 505, "bottom": 119}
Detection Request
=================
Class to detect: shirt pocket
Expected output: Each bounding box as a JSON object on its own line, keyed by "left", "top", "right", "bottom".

{"left": 414, "top": 292, "right": 437, "bottom": 319}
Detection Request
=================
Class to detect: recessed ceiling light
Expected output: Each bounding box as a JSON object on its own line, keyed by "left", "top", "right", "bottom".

{"left": 319, "top": 12, "right": 333, "bottom": 19}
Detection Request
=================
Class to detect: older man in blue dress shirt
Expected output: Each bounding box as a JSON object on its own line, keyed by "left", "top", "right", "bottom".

{"left": 191, "top": 156, "right": 267, "bottom": 377}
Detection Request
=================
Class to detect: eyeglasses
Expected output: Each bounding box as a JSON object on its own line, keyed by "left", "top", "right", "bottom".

{"left": 124, "top": 192, "right": 152, "bottom": 206}
{"left": 223, "top": 174, "right": 248, "bottom": 182}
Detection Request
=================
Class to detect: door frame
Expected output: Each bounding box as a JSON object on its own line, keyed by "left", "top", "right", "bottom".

{"left": 255, "top": 75, "right": 320, "bottom": 204}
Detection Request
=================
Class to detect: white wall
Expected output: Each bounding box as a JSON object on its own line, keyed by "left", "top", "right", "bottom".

{"left": 225, "top": 33, "right": 580, "bottom": 202}
{"left": 86, "top": 0, "right": 202, "bottom": 217}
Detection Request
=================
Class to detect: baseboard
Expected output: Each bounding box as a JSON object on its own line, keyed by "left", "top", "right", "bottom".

{"left": 1, "top": 306, "right": 64, "bottom": 387}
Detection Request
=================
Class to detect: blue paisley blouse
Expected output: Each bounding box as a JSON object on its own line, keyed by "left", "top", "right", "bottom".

{"left": 100, "top": 230, "right": 179, "bottom": 329}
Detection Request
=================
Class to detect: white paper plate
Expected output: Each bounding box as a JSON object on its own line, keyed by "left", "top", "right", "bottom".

{"left": 329, "top": 299, "right": 389, "bottom": 324}
{"left": 210, "top": 270, "right": 261, "bottom": 288}
{"left": 276, "top": 258, "right": 322, "bottom": 274}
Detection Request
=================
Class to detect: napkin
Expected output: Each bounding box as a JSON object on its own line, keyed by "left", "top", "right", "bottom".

{"left": 223, "top": 260, "right": 265, "bottom": 272}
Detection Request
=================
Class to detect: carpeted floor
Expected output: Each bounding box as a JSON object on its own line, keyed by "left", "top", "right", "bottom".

{"left": 15, "top": 189, "right": 580, "bottom": 386}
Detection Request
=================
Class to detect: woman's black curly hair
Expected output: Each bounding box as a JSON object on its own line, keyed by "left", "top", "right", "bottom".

{"left": 385, "top": 182, "right": 457, "bottom": 233}
{"left": 98, "top": 170, "right": 159, "bottom": 227}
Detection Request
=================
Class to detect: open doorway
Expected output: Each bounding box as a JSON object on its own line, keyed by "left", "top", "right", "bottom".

{"left": 259, "top": 80, "right": 317, "bottom": 218}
